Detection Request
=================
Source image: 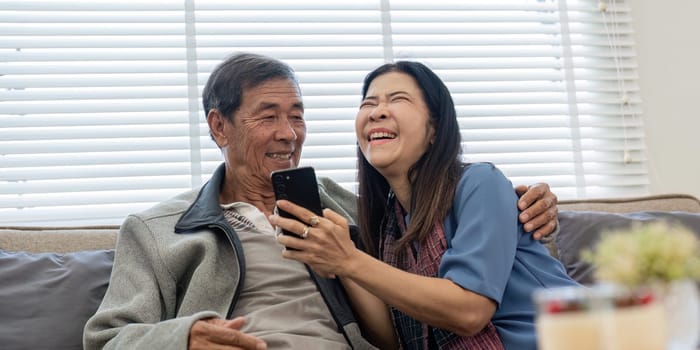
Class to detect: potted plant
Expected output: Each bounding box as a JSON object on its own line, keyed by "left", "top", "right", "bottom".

{"left": 583, "top": 221, "right": 700, "bottom": 350}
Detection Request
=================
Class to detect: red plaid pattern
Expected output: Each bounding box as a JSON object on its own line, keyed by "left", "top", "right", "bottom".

{"left": 380, "top": 198, "right": 504, "bottom": 350}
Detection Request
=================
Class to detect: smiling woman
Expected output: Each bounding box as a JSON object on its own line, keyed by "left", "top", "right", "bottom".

{"left": 0, "top": 0, "right": 648, "bottom": 226}
{"left": 356, "top": 72, "right": 434, "bottom": 179}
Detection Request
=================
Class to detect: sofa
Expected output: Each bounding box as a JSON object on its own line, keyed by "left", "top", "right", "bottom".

{"left": 1, "top": 193, "right": 699, "bottom": 350}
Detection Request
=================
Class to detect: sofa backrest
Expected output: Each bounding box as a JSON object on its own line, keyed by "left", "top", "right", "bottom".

{"left": 558, "top": 193, "right": 700, "bottom": 213}
{"left": 0, "top": 226, "right": 119, "bottom": 253}
{"left": 552, "top": 193, "right": 700, "bottom": 285}
{"left": 1, "top": 193, "right": 699, "bottom": 254}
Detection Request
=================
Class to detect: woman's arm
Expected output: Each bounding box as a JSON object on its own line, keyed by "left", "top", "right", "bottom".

{"left": 340, "top": 277, "right": 399, "bottom": 349}
{"left": 271, "top": 204, "right": 498, "bottom": 337}
{"left": 342, "top": 249, "right": 496, "bottom": 337}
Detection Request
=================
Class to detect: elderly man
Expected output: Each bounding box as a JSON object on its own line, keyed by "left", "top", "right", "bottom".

{"left": 84, "top": 53, "right": 559, "bottom": 350}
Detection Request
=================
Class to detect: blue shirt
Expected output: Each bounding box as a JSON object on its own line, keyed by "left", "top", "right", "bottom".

{"left": 437, "top": 163, "right": 578, "bottom": 349}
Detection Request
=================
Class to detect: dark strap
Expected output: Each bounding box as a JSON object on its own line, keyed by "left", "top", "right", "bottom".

{"left": 306, "top": 225, "right": 372, "bottom": 349}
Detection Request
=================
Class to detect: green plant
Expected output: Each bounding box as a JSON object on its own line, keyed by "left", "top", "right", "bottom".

{"left": 582, "top": 221, "right": 700, "bottom": 288}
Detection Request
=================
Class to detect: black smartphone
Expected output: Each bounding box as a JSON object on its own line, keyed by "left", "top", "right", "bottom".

{"left": 271, "top": 166, "right": 323, "bottom": 236}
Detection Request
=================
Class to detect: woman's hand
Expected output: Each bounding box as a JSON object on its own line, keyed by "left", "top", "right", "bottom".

{"left": 269, "top": 200, "right": 360, "bottom": 278}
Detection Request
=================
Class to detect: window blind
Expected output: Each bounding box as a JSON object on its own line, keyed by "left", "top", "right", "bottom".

{"left": 0, "top": 0, "right": 649, "bottom": 226}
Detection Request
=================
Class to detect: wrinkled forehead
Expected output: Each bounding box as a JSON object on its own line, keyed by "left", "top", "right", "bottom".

{"left": 242, "top": 78, "right": 305, "bottom": 111}
{"left": 245, "top": 76, "right": 301, "bottom": 95}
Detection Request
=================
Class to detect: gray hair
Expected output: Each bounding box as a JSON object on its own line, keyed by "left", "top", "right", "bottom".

{"left": 202, "top": 53, "right": 299, "bottom": 122}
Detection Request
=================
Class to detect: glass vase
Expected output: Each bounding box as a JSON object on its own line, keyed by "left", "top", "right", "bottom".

{"left": 661, "top": 279, "right": 699, "bottom": 350}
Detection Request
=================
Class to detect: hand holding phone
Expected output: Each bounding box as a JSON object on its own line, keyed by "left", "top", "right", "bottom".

{"left": 271, "top": 166, "right": 323, "bottom": 236}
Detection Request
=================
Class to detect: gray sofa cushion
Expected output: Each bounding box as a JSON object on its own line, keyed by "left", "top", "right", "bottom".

{"left": 556, "top": 211, "right": 700, "bottom": 285}
{"left": 0, "top": 249, "right": 114, "bottom": 350}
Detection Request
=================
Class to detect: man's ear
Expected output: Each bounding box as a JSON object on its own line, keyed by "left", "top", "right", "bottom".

{"left": 207, "top": 109, "right": 228, "bottom": 148}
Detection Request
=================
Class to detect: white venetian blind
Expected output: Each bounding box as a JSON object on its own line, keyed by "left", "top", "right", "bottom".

{"left": 386, "top": 0, "right": 647, "bottom": 200}
{"left": 192, "top": 0, "right": 386, "bottom": 188}
{"left": 0, "top": 0, "right": 649, "bottom": 226}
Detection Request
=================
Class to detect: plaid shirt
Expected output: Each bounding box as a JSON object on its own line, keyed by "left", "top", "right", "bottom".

{"left": 380, "top": 196, "right": 504, "bottom": 350}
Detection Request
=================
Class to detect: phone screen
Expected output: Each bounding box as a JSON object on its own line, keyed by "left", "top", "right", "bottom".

{"left": 270, "top": 166, "right": 323, "bottom": 236}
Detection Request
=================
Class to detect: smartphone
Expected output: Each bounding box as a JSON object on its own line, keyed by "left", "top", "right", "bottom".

{"left": 271, "top": 166, "right": 323, "bottom": 236}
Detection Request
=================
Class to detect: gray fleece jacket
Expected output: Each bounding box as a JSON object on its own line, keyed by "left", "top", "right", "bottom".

{"left": 83, "top": 163, "right": 376, "bottom": 350}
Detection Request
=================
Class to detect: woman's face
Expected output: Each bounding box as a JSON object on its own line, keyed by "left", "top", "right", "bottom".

{"left": 355, "top": 71, "right": 435, "bottom": 179}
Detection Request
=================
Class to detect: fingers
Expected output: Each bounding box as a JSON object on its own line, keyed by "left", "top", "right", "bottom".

{"left": 274, "top": 208, "right": 349, "bottom": 246}
{"left": 515, "top": 184, "right": 538, "bottom": 211}
{"left": 206, "top": 325, "right": 265, "bottom": 350}
{"left": 308, "top": 215, "right": 320, "bottom": 227}
{"left": 278, "top": 237, "right": 330, "bottom": 276}
{"left": 533, "top": 219, "right": 558, "bottom": 241}
{"left": 514, "top": 184, "right": 529, "bottom": 199}
{"left": 272, "top": 201, "right": 349, "bottom": 239}
{"left": 516, "top": 183, "right": 557, "bottom": 214}
{"left": 190, "top": 318, "right": 266, "bottom": 350}
{"left": 278, "top": 232, "right": 311, "bottom": 252}
{"left": 522, "top": 206, "right": 558, "bottom": 238}
{"left": 271, "top": 200, "right": 322, "bottom": 238}
{"left": 517, "top": 184, "right": 556, "bottom": 221}
{"left": 322, "top": 208, "right": 350, "bottom": 228}
{"left": 223, "top": 316, "right": 246, "bottom": 330}
{"left": 270, "top": 214, "right": 309, "bottom": 240}
{"left": 275, "top": 200, "right": 320, "bottom": 226}
{"left": 516, "top": 182, "right": 558, "bottom": 240}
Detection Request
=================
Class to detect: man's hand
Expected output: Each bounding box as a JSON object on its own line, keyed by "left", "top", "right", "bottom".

{"left": 189, "top": 317, "right": 266, "bottom": 350}
{"left": 514, "top": 183, "right": 558, "bottom": 240}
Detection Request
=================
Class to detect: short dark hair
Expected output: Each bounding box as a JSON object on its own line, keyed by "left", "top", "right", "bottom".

{"left": 202, "top": 53, "right": 299, "bottom": 122}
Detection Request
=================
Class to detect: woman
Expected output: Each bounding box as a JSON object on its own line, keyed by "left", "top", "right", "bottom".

{"left": 271, "top": 61, "right": 579, "bottom": 350}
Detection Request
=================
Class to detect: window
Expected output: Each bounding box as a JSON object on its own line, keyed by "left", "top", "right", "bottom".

{"left": 0, "top": 0, "right": 647, "bottom": 225}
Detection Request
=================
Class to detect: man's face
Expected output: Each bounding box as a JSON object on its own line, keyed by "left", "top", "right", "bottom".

{"left": 219, "top": 78, "right": 305, "bottom": 185}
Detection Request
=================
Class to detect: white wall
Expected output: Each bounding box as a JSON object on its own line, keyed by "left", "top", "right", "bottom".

{"left": 629, "top": 0, "right": 700, "bottom": 199}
